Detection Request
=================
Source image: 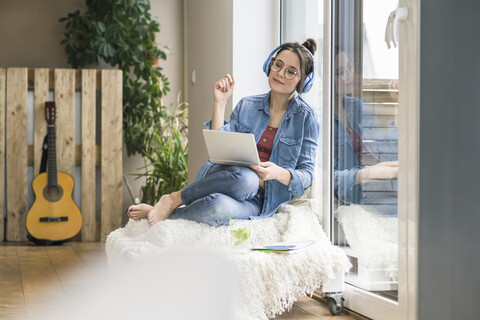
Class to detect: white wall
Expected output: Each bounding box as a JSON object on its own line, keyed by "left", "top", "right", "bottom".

{"left": 232, "top": 0, "right": 280, "bottom": 106}
{"left": 186, "top": 0, "right": 280, "bottom": 182}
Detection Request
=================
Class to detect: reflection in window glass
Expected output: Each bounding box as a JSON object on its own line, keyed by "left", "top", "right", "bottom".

{"left": 333, "top": 0, "right": 399, "bottom": 301}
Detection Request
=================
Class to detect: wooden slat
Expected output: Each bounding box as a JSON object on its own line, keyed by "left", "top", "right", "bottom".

{"left": 0, "top": 69, "right": 5, "bottom": 242}
{"left": 28, "top": 69, "right": 102, "bottom": 91}
{"left": 33, "top": 69, "right": 49, "bottom": 176}
{"left": 6, "top": 68, "right": 28, "bottom": 241}
{"left": 361, "top": 115, "right": 397, "bottom": 128}
{"left": 81, "top": 70, "right": 97, "bottom": 241}
{"left": 101, "top": 70, "right": 123, "bottom": 241}
{"left": 362, "top": 191, "right": 398, "bottom": 205}
{"left": 27, "top": 145, "right": 101, "bottom": 166}
{"left": 362, "top": 127, "right": 398, "bottom": 141}
{"left": 54, "top": 69, "right": 76, "bottom": 179}
{"left": 363, "top": 103, "right": 398, "bottom": 116}
{"left": 362, "top": 78, "right": 398, "bottom": 90}
{"left": 362, "top": 90, "right": 397, "bottom": 103}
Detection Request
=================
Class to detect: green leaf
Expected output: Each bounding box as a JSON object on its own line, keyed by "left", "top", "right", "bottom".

{"left": 105, "top": 43, "right": 115, "bottom": 57}
{"left": 97, "top": 21, "right": 106, "bottom": 32}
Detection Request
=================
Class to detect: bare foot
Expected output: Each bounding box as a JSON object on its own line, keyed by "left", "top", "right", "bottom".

{"left": 147, "top": 191, "right": 182, "bottom": 225}
{"left": 128, "top": 203, "right": 153, "bottom": 221}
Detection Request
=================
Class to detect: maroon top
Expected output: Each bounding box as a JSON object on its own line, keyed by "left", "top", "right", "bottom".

{"left": 257, "top": 126, "right": 278, "bottom": 162}
{"left": 346, "top": 126, "right": 363, "bottom": 166}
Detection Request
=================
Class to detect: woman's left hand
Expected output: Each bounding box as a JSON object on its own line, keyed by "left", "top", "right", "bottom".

{"left": 250, "top": 162, "right": 292, "bottom": 186}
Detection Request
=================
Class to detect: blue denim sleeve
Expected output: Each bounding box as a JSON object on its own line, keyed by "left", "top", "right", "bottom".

{"left": 334, "top": 166, "right": 361, "bottom": 204}
{"left": 203, "top": 100, "right": 241, "bottom": 132}
{"left": 203, "top": 119, "right": 230, "bottom": 131}
{"left": 283, "top": 114, "right": 320, "bottom": 197}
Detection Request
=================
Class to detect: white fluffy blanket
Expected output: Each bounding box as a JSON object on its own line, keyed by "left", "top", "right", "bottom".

{"left": 337, "top": 204, "right": 398, "bottom": 280}
{"left": 106, "top": 204, "right": 351, "bottom": 320}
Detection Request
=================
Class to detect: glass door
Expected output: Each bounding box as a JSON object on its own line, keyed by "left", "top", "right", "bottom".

{"left": 333, "top": 0, "right": 400, "bottom": 300}
{"left": 331, "top": 0, "right": 418, "bottom": 318}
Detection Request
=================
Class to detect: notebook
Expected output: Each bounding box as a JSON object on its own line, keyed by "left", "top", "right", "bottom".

{"left": 203, "top": 129, "right": 261, "bottom": 166}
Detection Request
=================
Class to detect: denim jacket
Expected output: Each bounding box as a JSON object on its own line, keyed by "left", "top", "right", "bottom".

{"left": 197, "top": 91, "right": 320, "bottom": 219}
{"left": 334, "top": 96, "right": 363, "bottom": 205}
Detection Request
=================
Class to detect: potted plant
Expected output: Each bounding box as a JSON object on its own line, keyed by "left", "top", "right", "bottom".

{"left": 59, "top": 0, "right": 187, "bottom": 202}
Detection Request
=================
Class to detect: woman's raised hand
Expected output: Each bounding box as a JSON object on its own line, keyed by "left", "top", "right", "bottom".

{"left": 213, "top": 74, "right": 235, "bottom": 105}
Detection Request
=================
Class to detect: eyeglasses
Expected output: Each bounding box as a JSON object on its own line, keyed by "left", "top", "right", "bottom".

{"left": 271, "top": 60, "right": 299, "bottom": 80}
{"left": 334, "top": 61, "right": 357, "bottom": 79}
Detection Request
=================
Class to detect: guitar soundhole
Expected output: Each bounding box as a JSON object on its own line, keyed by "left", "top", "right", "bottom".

{"left": 43, "top": 185, "right": 64, "bottom": 202}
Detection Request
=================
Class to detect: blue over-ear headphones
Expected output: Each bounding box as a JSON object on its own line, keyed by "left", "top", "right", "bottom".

{"left": 262, "top": 43, "right": 316, "bottom": 93}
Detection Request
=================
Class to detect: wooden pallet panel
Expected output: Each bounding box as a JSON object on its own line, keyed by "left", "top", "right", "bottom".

{"left": 3, "top": 68, "right": 122, "bottom": 242}
{"left": 33, "top": 69, "right": 49, "bottom": 175}
{"left": 0, "top": 69, "right": 5, "bottom": 242}
{"left": 54, "top": 69, "right": 76, "bottom": 178}
{"left": 100, "top": 70, "right": 123, "bottom": 241}
{"left": 81, "top": 70, "right": 97, "bottom": 241}
{"left": 6, "top": 68, "right": 28, "bottom": 241}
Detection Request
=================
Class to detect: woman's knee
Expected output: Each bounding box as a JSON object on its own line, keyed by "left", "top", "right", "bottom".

{"left": 229, "top": 167, "right": 259, "bottom": 194}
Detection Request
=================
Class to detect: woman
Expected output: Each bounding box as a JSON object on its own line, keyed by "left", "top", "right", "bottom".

{"left": 334, "top": 48, "right": 398, "bottom": 206}
{"left": 129, "top": 39, "right": 320, "bottom": 226}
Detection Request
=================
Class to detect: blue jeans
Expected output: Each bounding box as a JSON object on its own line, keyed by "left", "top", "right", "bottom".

{"left": 170, "top": 165, "right": 264, "bottom": 226}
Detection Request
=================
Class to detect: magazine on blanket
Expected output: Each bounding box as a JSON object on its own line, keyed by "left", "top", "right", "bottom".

{"left": 251, "top": 240, "right": 316, "bottom": 253}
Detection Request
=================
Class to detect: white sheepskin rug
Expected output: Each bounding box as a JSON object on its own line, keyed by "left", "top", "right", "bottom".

{"left": 106, "top": 204, "right": 351, "bottom": 320}
{"left": 337, "top": 204, "right": 398, "bottom": 281}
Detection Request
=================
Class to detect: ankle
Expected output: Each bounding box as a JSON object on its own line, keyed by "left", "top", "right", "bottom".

{"left": 171, "top": 191, "right": 183, "bottom": 207}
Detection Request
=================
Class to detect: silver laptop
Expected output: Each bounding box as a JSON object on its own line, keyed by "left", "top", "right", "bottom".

{"left": 203, "top": 129, "right": 261, "bottom": 166}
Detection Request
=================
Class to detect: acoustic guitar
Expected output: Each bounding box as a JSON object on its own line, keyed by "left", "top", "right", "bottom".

{"left": 26, "top": 101, "right": 83, "bottom": 242}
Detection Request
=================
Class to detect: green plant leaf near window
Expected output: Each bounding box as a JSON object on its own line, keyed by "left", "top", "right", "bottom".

{"left": 60, "top": 0, "right": 188, "bottom": 203}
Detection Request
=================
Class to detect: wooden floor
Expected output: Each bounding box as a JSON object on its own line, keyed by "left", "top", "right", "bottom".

{"left": 0, "top": 242, "right": 356, "bottom": 320}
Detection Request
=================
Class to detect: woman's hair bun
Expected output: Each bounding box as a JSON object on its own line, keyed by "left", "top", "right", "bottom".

{"left": 302, "top": 38, "right": 317, "bottom": 56}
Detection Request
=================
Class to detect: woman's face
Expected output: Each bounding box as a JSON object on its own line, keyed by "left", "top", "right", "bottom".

{"left": 268, "top": 49, "right": 302, "bottom": 95}
{"left": 334, "top": 51, "right": 355, "bottom": 96}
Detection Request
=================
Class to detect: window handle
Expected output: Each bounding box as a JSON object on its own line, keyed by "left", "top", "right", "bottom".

{"left": 384, "top": 11, "right": 396, "bottom": 49}
{"left": 385, "top": 7, "right": 409, "bottom": 49}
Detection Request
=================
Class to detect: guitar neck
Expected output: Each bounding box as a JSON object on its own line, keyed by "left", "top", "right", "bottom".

{"left": 47, "top": 125, "right": 58, "bottom": 187}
